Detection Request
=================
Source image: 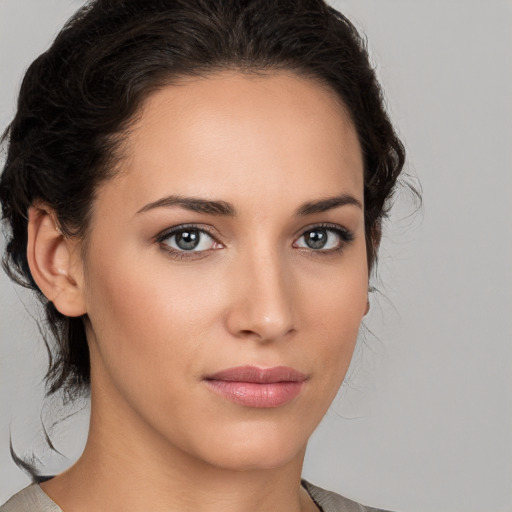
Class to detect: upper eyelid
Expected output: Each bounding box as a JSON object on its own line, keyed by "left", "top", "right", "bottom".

{"left": 157, "top": 222, "right": 349, "bottom": 239}
{"left": 293, "top": 222, "right": 352, "bottom": 239}
{"left": 156, "top": 223, "right": 219, "bottom": 242}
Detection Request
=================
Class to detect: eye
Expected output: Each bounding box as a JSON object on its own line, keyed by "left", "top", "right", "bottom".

{"left": 157, "top": 225, "right": 220, "bottom": 253}
{"left": 293, "top": 225, "right": 353, "bottom": 252}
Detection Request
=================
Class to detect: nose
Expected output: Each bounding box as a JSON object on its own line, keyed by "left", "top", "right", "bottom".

{"left": 225, "top": 249, "right": 296, "bottom": 343}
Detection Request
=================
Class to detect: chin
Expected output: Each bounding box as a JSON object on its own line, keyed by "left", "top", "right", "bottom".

{"left": 207, "top": 446, "right": 305, "bottom": 473}
{"left": 186, "top": 421, "right": 310, "bottom": 472}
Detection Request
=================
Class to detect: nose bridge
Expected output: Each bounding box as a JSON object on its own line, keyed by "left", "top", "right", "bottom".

{"left": 226, "top": 239, "right": 295, "bottom": 341}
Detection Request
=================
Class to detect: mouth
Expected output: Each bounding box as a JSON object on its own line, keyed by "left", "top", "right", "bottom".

{"left": 203, "top": 366, "right": 307, "bottom": 408}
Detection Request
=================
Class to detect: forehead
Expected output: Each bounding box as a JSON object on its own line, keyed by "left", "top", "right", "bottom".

{"left": 98, "top": 71, "right": 364, "bottom": 216}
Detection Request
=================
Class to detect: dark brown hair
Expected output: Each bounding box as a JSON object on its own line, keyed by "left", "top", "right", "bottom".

{"left": 0, "top": 0, "right": 405, "bottom": 400}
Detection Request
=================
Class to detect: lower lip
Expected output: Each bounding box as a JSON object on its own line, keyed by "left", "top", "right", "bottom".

{"left": 205, "top": 380, "right": 304, "bottom": 408}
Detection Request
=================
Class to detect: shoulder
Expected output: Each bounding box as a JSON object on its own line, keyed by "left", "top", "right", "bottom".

{"left": 302, "top": 480, "right": 393, "bottom": 512}
{"left": 2, "top": 480, "right": 391, "bottom": 512}
{"left": 0, "top": 485, "right": 62, "bottom": 512}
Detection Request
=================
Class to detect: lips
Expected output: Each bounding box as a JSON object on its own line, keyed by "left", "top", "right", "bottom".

{"left": 204, "top": 366, "right": 307, "bottom": 408}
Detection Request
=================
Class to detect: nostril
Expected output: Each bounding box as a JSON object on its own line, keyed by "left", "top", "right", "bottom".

{"left": 235, "top": 325, "right": 295, "bottom": 343}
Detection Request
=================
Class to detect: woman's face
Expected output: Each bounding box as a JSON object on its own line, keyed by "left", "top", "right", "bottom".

{"left": 80, "top": 71, "right": 368, "bottom": 471}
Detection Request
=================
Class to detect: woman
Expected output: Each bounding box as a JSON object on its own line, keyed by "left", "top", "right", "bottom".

{"left": 0, "top": 0, "right": 405, "bottom": 511}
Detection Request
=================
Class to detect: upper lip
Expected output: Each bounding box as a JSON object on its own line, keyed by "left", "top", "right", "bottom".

{"left": 205, "top": 365, "right": 307, "bottom": 383}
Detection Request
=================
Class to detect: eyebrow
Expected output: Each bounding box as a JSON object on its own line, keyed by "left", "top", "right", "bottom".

{"left": 295, "top": 194, "right": 362, "bottom": 215}
{"left": 136, "top": 193, "right": 362, "bottom": 216}
{"left": 137, "top": 195, "right": 236, "bottom": 216}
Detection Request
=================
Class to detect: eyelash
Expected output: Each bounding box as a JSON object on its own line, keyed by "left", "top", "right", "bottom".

{"left": 155, "top": 223, "right": 354, "bottom": 260}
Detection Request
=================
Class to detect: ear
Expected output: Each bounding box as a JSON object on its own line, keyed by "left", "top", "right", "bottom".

{"left": 27, "top": 206, "right": 87, "bottom": 317}
{"left": 371, "top": 219, "right": 382, "bottom": 252}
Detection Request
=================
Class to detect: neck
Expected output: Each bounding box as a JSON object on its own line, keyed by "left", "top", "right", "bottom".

{"left": 40, "top": 372, "right": 317, "bottom": 512}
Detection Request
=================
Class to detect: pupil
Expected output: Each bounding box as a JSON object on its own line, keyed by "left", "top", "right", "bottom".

{"left": 176, "top": 230, "right": 200, "bottom": 250}
{"left": 306, "top": 229, "right": 327, "bottom": 249}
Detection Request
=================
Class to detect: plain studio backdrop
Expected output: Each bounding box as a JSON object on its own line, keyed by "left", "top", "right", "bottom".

{"left": 0, "top": 1, "right": 511, "bottom": 511}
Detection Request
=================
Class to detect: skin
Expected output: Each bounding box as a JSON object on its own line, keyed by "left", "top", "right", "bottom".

{"left": 30, "top": 71, "right": 368, "bottom": 512}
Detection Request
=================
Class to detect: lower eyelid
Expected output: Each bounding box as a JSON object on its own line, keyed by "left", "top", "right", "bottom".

{"left": 164, "top": 230, "right": 217, "bottom": 250}
{"left": 294, "top": 226, "right": 353, "bottom": 247}
{"left": 156, "top": 224, "right": 353, "bottom": 258}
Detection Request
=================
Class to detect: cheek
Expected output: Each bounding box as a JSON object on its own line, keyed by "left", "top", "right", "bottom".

{"left": 82, "top": 243, "right": 222, "bottom": 398}
{"left": 83, "top": 226, "right": 368, "bottom": 404}
{"left": 299, "top": 256, "right": 368, "bottom": 381}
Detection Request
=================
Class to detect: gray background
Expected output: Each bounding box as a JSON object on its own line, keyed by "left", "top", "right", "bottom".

{"left": 1, "top": 1, "right": 511, "bottom": 511}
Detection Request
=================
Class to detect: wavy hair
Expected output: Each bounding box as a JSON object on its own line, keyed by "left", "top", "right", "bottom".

{"left": 0, "top": 0, "right": 406, "bottom": 401}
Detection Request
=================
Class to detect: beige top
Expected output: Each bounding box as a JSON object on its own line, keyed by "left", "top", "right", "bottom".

{"left": 0, "top": 480, "right": 390, "bottom": 512}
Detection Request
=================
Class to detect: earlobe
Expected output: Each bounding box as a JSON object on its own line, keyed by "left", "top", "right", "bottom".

{"left": 364, "top": 298, "right": 370, "bottom": 316}
{"left": 27, "top": 206, "right": 87, "bottom": 317}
